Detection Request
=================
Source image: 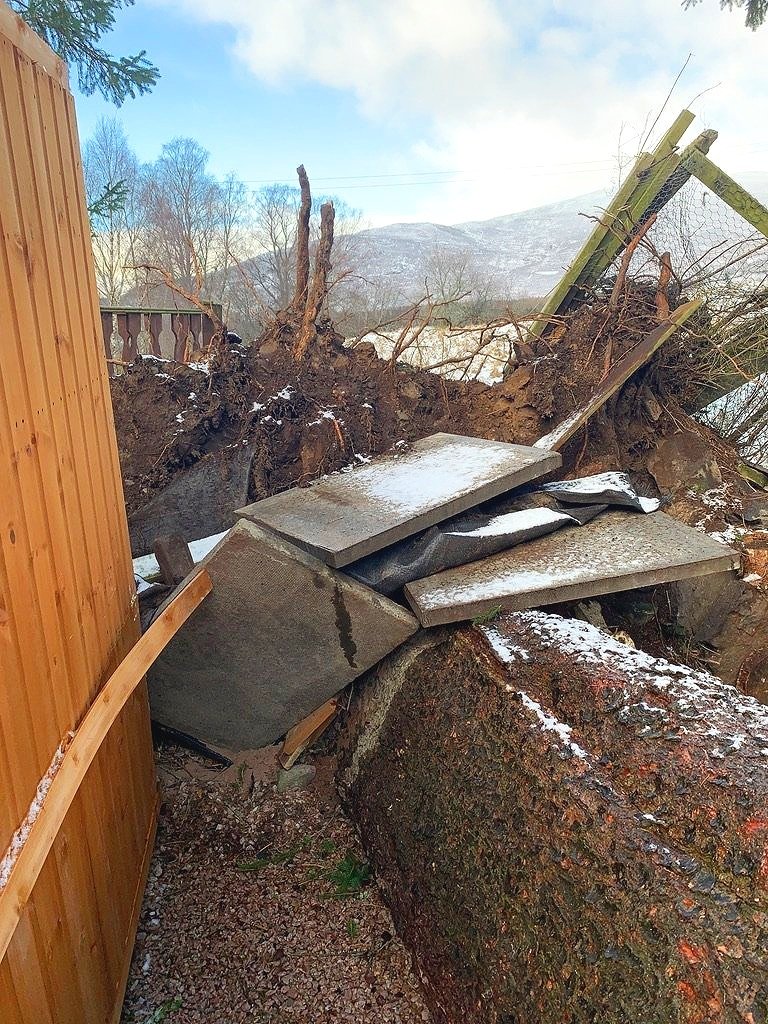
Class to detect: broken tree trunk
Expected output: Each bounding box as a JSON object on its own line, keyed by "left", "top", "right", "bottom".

{"left": 292, "top": 164, "right": 311, "bottom": 313}
{"left": 337, "top": 612, "right": 768, "bottom": 1024}
{"left": 293, "top": 200, "right": 335, "bottom": 362}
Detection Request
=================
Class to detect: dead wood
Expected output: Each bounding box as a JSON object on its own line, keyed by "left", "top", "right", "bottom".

{"left": 293, "top": 164, "right": 311, "bottom": 313}
{"left": 609, "top": 213, "right": 657, "bottom": 311}
{"left": 656, "top": 252, "right": 672, "bottom": 321}
{"left": 293, "top": 201, "right": 335, "bottom": 361}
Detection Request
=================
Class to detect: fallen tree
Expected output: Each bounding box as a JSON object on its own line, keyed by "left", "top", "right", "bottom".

{"left": 338, "top": 612, "right": 768, "bottom": 1024}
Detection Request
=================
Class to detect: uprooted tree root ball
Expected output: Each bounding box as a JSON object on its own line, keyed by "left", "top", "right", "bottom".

{"left": 112, "top": 286, "right": 753, "bottom": 541}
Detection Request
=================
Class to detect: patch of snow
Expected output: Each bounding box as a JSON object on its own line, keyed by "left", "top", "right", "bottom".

{"left": 480, "top": 625, "right": 531, "bottom": 663}
{"left": 252, "top": 402, "right": 265, "bottom": 412}
{"left": 309, "top": 409, "right": 338, "bottom": 426}
{"left": 540, "top": 471, "right": 660, "bottom": 513}
{"left": 0, "top": 735, "right": 72, "bottom": 889}
{"left": 512, "top": 611, "right": 768, "bottom": 754}
{"left": 517, "top": 691, "right": 588, "bottom": 760}
{"left": 134, "top": 574, "right": 154, "bottom": 594}
{"left": 342, "top": 440, "right": 520, "bottom": 517}
{"left": 187, "top": 361, "right": 210, "bottom": 374}
{"left": 273, "top": 386, "right": 294, "bottom": 401}
{"left": 638, "top": 496, "right": 661, "bottom": 513}
{"left": 709, "top": 525, "right": 744, "bottom": 545}
{"left": 132, "top": 530, "right": 229, "bottom": 580}
{"left": 448, "top": 506, "right": 572, "bottom": 539}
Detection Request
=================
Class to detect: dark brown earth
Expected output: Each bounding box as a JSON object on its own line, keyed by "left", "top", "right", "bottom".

{"left": 111, "top": 293, "right": 750, "bottom": 531}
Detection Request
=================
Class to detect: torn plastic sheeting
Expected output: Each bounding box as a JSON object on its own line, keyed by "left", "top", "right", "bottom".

{"left": 346, "top": 502, "right": 607, "bottom": 596}
{"left": 538, "top": 472, "right": 660, "bottom": 513}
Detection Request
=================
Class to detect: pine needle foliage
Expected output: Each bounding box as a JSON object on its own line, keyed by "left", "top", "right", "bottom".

{"left": 9, "top": 0, "right": 159, "bottom": 104}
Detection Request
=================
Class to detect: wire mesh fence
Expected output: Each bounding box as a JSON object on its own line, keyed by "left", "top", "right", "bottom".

{"left": 604, "top": 174, "right": 768, "bottom": 463}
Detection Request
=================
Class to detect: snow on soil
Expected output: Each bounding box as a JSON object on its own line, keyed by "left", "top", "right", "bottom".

{"left": 133, "top": 530, "right": 229, "bottom": 581}
{"left": 120, "top": 746, "right": 430, "bottom": 1024}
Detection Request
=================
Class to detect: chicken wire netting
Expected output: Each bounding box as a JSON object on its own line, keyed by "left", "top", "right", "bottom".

{"left": 606, "top": 174, "right": 768, "bottom": 463}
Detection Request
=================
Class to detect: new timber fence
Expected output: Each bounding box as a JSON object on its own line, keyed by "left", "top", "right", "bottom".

{"left": 0, "top": 6, "right": 163, "bottom": 1020}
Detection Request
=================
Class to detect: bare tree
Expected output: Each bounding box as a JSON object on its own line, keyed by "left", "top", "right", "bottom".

{"left": 83, "top": 117, "right": 142, "bottom": 302}
{"left": 238, "top": 181, "right": 362, "bottom": 319}
{"left": 139, "top": 138, "right": 245, "bottom": 296}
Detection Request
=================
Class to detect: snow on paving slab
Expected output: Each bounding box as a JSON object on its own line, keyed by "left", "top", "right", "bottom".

{"left": 405, "top": 509, "right": 739, "bottom": 626}
{"left": 237, "top": 432, "right": 561, "bottom": 567}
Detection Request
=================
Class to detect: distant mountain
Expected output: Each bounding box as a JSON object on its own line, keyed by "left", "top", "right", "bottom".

{"left": 350, "top": 190, "right": 609, "bottom": 300}
{"left": 350, "top": 172, "right": 768, "bottom": 300}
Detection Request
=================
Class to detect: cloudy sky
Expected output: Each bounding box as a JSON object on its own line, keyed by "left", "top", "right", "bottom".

{"left": 74, "top": 0, "right": 768, "bottom": 226}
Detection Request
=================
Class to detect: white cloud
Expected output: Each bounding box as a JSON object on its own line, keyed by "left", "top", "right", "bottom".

{"left": 155, "top": 0, "right": 768, "bottom": 222}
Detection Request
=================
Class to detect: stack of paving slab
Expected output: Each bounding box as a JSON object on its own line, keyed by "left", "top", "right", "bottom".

{"left": 148, "top": 432, "right": 739, "bottom": 752}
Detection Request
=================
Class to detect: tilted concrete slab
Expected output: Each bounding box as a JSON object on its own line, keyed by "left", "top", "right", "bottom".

{"left": 237, "top": 433, "right": 561, "bottom": 568}
{"left": 129, "top": 445, "right": 254, "bottom": 556}
{"left": 148, "top": 520, "right": 418, "bottom": 750}
{"left": 405, "top": 510, "right": 740, "bottom": 626}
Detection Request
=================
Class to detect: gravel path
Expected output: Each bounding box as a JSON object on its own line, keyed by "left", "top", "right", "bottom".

{"left": 120, "top": 744, "right": 430, "bottom": 1024}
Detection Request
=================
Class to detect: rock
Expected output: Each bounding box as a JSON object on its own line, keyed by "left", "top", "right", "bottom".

{"left": 277, "top": 764, "right": 316, "bottom": 793}
{"left": 647, "top": 429, "right": 722, "bottom": 496}
{"left": 338, "top": 614, "right": 768, "bottom": 1024}
{"left": 674, "top": 554, "right": 768, "bottom": 695}
{"left": 572, "top": 599, "right": 609, "bottom": 630}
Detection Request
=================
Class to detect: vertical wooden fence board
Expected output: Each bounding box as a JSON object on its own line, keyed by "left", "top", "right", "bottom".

{"left": 0, "top": 4, "right": 157, "bottom": 1022}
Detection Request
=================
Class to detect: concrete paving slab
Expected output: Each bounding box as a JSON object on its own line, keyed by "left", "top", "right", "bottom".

{"left": 148, "top": 520, "right": 419, "bottom": 750}
{"left": 129, "top": 444, "right": 254, "bottom": 556}
{"left": 405, "top": 510, "right": 740, "bottom": 626}
{"left": 237, "top": 433, "right": 562, "bottom": 567}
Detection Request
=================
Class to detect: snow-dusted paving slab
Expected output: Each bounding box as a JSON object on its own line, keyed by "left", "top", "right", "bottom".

{"left": 237, "top": 433, "right": 561, "bottom": 568}
{"left": 405, "top": 509, "right": 740, "bottom": 626}
{"left": 148, "top": 520, "right": 418, "bottom": 750}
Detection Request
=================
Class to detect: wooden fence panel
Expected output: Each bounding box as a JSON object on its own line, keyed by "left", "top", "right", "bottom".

{"left": 0, "top": 6, "right": 157, "bottom": 1022}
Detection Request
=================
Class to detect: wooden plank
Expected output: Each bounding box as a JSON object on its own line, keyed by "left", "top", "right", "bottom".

{"left": 527, "top": 151, "right": 654, "bottom": 339}
{"left": 0, "top": 569, "right": 212, "bottom": 964}
{"left": 0, "top": 3, "right": 66, "bottom": 86}
{"left": 280, "top": 698, "right": 339, "bottom": 770}
{"left": 534, "top": 299, "right": 704, "bottom": 450}
{"left": 0, "top": 5, "right": 160, "bottom": 1019}
{"left": 682, "top": 149, "right": 768, "bottom": 239}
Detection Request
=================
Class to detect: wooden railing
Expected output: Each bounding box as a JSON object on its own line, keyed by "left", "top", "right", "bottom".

{"left": 100, "top": 304, "right": 223, "bottom": 365}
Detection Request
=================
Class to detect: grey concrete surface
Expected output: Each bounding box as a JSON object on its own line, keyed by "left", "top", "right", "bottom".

{"left": 237, "top": 433, "right": 561, "bottom": 567}
{"left": 148, "top": 520, "right": 418, "bottom": 750}
{"left": 405, "top": 510, "right": 740, "bottom": 626}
